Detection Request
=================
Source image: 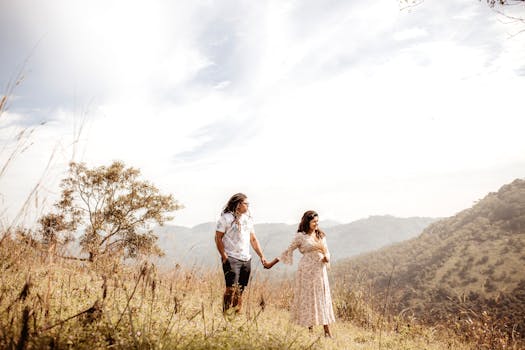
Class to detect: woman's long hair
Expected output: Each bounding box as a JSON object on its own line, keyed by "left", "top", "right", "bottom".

{"left": 222, "top": 193, "right": 247, "bottom": 216}
{"left": 297, "top": 210, "right": 325, "bottom": 239}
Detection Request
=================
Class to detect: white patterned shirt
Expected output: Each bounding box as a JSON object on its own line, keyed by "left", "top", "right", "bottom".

{"left": 216, "top": 212, "right": 254, "bottom": 261}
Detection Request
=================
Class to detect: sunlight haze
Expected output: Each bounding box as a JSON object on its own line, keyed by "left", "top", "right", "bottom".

{"left": 1, "top": 0, "right": 524, "bottom": 227}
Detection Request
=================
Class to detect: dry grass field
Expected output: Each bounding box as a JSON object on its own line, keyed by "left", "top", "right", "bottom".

{"left": 0, "top": 234, "right": 502, "bottom": 350}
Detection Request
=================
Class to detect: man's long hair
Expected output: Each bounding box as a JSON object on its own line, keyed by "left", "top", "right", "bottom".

{"left": 222, "top": 193, "right": 247, "bottom": 215}
{"left": 297, "top": 210, "right": 325, "bottom": 239}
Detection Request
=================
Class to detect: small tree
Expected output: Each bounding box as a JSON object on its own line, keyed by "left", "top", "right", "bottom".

{"left": 38, "top": 212, "right": 75, "bottom": 261}
{"left": 41, "top": 161, "right": 182, "bottom": 262}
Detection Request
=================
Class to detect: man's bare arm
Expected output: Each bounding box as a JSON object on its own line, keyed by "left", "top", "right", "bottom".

{"left": 215, "top": 231, "right": 228, "bottom": 263}
{"left": 250, "top": 232, "right": 267, "bottom": 265}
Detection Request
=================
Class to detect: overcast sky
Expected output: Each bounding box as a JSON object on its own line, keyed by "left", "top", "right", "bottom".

{"left": 1, "top": 0, "right": 524, "bottom": 228}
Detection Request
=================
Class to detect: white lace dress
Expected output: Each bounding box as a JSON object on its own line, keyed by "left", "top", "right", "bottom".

{"left": 279, "top": 232, "right": 336, "bottom": 327}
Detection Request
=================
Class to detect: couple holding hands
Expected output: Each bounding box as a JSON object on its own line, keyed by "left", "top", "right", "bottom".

{"left": 214, "top": 193, "right": 335, "bottom": 338}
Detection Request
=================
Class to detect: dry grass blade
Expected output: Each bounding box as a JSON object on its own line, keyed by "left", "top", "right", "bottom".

{"left": 37, "top": 300, "right": 103, "bottom": 333}
{"left": 16, "top": 306, "right": 31, "bottom": 350}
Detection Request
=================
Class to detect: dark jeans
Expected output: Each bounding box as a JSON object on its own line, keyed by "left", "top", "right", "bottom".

{"left": 222, "top": 256, "right": 251, "bottom": 290}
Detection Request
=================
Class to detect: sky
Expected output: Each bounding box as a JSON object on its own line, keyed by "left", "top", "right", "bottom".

{"left": 1, "top": 0, "right": 524, "bottom": 228}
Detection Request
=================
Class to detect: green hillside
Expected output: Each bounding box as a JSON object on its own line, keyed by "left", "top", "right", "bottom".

{"left": 333, "top": 178, "right": 525, "bottom": 339}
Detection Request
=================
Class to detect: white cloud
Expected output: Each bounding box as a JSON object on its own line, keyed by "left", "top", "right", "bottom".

{"left": 393, "top": 27, "right": 428, "bottom": 41}
{"left": 1, "top": 0, "right": 524, "bottom": 227}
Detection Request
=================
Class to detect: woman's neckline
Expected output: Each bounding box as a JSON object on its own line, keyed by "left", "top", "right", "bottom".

{"left": 305, "top": 231, "right": 320, "bottom": 241}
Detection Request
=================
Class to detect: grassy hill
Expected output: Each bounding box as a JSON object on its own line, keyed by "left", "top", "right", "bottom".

{"left": 333, "top": 178, "right": 525, "bottom": 342}
{"left": 1, "top": 190, "right": 521, "bottom": 349}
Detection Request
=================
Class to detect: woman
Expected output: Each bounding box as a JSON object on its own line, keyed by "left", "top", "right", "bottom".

{"left": 265, "top": 210, "right": 335, "bottom": 337}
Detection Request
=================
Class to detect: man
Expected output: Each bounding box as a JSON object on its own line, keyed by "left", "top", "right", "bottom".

{"left": 215, "top": 193, "right": 267, "bottom": 313}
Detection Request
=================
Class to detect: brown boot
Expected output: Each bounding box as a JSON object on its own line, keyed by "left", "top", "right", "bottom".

{"left": 324, "top": 325, "right": 333, "bottom": 338}
{"left": 233, "top": 291, "right": 243, "bottom": 313}
{"left": 223, "top": 287, "right": 234, "bottom": 313}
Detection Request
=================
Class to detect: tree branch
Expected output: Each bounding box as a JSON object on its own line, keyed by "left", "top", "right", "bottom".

{"left": 57, "top": 254, "right": 89, "bottom": 261}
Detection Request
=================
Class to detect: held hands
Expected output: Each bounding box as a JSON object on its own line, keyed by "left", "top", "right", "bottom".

{"left": 263, "top": 258, "right": 279, "bottom": 269}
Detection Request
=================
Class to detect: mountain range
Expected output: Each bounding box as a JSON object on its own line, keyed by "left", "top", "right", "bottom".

{"left": 154, "top": 215, "right": 438, "bottom": 268}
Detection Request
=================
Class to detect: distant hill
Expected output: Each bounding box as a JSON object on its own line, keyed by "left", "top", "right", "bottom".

{"left": 333, "top": 178, "right": 525, "bottom": 336}
{"left": 327, "top": 215, "right": 437, "bottom": 261}
{"left": 153, "top": 216, "right": 437, "bottom": 268}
